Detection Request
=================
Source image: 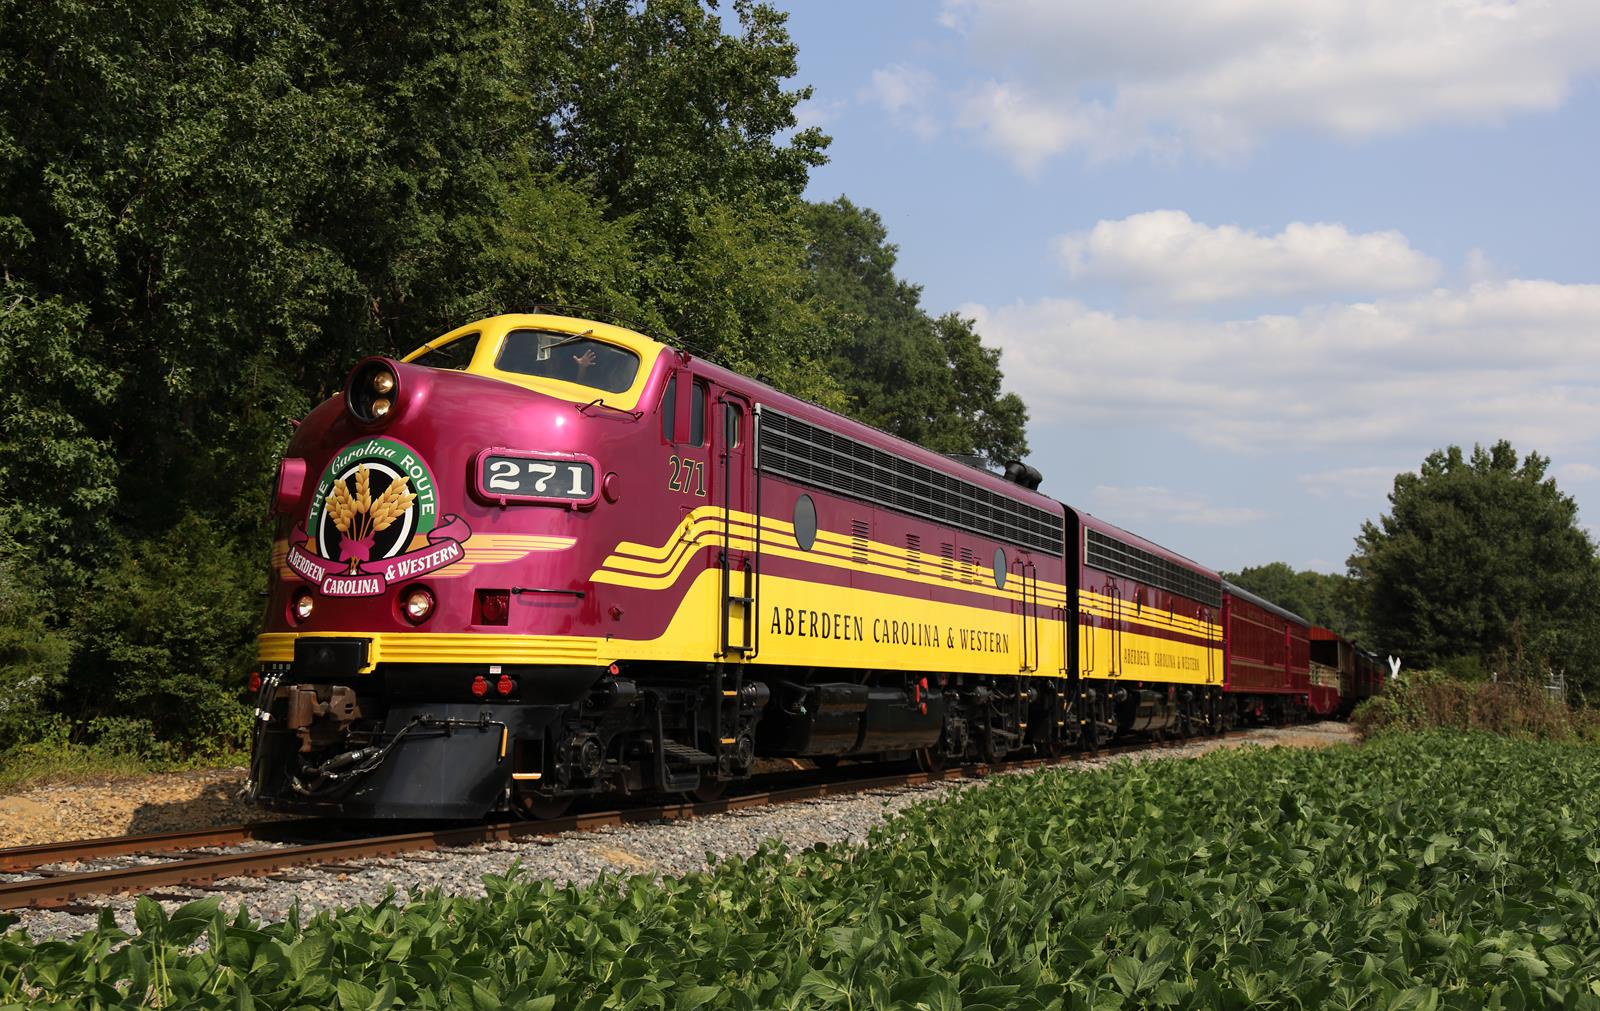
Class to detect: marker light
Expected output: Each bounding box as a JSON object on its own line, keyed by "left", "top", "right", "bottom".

{"left": 470, "top": 675, "right": 490, "bottom": 697}
{"left": 371, "top": 397, "right": 392, "bottom": 417}
{"left": 248, "top": 671, "right": 262, "bottom": 693}
{"left": 291, "top": 590, "right": 315, "bottom": 623}
{"left": 402, "top": 586, "right": 435, "bottom": 624}
{"left": 371, "top": 370, "right": 396, "bottom": 394}
{"left": 496, "top": 674, "right": 515, "bottom": 696}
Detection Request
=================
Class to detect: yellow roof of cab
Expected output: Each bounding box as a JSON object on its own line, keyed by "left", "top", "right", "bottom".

{"left": 402, "top": 313, "right": 668, "bottom": 412}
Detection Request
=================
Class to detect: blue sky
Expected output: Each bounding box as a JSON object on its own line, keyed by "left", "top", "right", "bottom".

{"left": 772, "top": 0, "right": 1600, "bottom": 574}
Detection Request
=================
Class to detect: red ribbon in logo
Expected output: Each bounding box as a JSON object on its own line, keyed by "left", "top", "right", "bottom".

{"left": 287, "top": 515, "right": 472, "bottom": 597}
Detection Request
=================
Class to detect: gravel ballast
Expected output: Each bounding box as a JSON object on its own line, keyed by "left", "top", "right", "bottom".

{"left": 7, "top": 722, "right": 1354, "bottom": 941}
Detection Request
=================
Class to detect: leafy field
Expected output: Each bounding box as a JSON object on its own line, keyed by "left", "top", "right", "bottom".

{"left": 5, "top": 733, "right": 1600, "bottom": 1009}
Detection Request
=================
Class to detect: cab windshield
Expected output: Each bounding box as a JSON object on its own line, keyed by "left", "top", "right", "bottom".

{"left": 496, "top": 329, "right": 640, "bottom": 394}
{"left": 410, "top": 332, "right": 480, "bottom": 370}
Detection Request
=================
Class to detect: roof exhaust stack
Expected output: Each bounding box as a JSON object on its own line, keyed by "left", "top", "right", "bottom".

{"left": 1003, "top": 460, "right": 1043, "bottom": 491}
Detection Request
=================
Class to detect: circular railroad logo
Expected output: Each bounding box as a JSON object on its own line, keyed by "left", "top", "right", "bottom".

{"left": 305, "top": 437, "right": 438, "bottom": 571}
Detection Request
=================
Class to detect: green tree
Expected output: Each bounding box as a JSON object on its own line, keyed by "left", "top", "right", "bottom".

{"left": 0, "top": 0, "right": 839, "bottom": 749}
{"left": 1225, "top": 562, "right": 1364, "bottom": 638}
{"left": 803, "top": 196, "right": 1029, "bottom": 464}
{"left": 1348, "top": 441, "right": 1600, "bottom": 686}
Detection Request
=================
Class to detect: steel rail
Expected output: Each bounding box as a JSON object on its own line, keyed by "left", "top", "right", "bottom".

{"left": 0, "top": 820, "right": 329, "bottom": 874}
{"left": 0, "top": 731, "right": 1244, "bottom": 910}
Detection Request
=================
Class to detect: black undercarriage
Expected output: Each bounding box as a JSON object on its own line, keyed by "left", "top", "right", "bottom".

{"left": 245, "top": 644, "right": 1302, "bottom": 820}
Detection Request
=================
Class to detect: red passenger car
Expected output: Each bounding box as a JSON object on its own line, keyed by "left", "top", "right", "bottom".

{"left": 1312, "top": 627, "right": 1384, "bottom": 715}
{"left": 1221, "top": 582, "right": 1311, "bottom": 725}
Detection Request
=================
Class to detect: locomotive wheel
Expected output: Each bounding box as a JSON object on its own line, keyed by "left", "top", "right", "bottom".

{"left": 690, "top": 779, "right": 728, "bottom": 803}
{"left": 914, "top": 746, "right": 946, "bottom": 774}
{"left": 517, "top": 793, "right": 573, "bottom": 821}
{"left": 1039, "top": 731, "right": 1063, "bottom": 760}
{"left": 1080, "top": 721, "right": 1102, "bottom": 755}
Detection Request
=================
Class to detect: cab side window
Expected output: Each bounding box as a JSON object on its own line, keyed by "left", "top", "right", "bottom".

{"left": 689, "top": 381, "right": 706, "bottom": 446}
{"left": 660, "top": 374, "right": 678, "bottom": 441}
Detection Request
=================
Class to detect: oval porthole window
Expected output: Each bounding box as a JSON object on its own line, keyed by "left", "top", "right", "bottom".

{"left": 793, "top": 494, "right": 818, "bottom": 551}
{"left": 993, "top": 547, "right": 1007, "bottom": 589}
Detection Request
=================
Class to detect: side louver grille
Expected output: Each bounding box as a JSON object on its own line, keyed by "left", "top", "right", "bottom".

{"left": 756, "top": 407, "right": 1062, "bottom": 555}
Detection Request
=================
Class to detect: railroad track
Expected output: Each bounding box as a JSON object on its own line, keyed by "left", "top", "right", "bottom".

{"left": 0, "top": 731, "right": 1239, "bottom": 911}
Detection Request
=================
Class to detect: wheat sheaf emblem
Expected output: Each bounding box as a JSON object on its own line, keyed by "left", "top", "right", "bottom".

{"left": 324, "top": 464, "right": 416, "bottom": 570}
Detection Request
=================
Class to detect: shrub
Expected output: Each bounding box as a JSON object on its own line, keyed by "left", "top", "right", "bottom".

{"left": 0, "top": 539, "right": 73, "bottom": 751}
{"left": 65, "top": 514, "right": 261, "bottom": 752}
{"left": 1352, "top": 668, "right": 1600, "bottom": 741}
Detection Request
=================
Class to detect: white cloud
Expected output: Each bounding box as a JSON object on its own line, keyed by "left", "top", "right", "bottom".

{"left": 1057, "top": 211, "right": 1440, "bottom": 303}
{"left": 1558, "top": 462, "right": 1600, "bottom": 483}
{"left": 791, "top": 97, "right": 844, "bottom": 131}
{"left": 955, "top": 83, "right": 1116, "bottom": 175}
{"left": 1089, "top": 485, "right": 1265, "bottom": 526}
{"left": 966, "top": 278, "right": 1600, "bottom": 455}
{"left": 927, "top": 0, "right": 1600, "bottom": 168}
{"left": 861, "top": 65, "right": 941, "bottom": 139}
{"left": 1298, "top": 466, "right": 1401, "bottom": 500}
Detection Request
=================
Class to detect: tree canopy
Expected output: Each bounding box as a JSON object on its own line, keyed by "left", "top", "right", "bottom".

{"left": 0, "top": 0, "right": 1031, "bottom": 753}
{"left": 1348, "top": 441, "right": 1600, "bottom": 685}
{"left": 803, "top": 197, "right": 1028, "bottom": 464}
{"left": 1223, "top": 563, "right": 1363, "bottom": 639}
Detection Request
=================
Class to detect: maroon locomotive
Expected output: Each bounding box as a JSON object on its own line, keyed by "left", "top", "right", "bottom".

{"left": 248, "top": 311, "right": 1377, "bottom": 819}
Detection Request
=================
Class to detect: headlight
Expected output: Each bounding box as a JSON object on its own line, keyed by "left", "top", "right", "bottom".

{"left": 291, "top": 590, "right": 315, "bottom": 623}
{"left": 345, "top": 359, "right": 401, "bottom": 424}
{"left": 401, "top": 585, "right": 435, "bottom": 624}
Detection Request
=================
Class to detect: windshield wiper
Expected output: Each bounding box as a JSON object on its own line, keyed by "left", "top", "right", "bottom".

{"left": 542, "top": 328, "right": 594, "bottom": 353}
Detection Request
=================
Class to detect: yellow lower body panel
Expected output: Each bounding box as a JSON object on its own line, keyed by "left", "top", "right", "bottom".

{"left": 1079, "top": 623, "right": 1223, "bottom": 687}
{"left": 608, "top": 570, "right": 1062, "bottom": 676}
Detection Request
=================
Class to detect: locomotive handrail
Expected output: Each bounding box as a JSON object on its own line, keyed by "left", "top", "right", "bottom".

{"left": 717, "top": 391, "right": 756, "bottom": 658}
{"left": 750, "top": 408, "right": 762, "bottom": 661}
{"left": 1028, "top": 561, "right": 1039, "bottom": 673}
{"left": 575, "top": 398, "right": 643, "bottom": 420}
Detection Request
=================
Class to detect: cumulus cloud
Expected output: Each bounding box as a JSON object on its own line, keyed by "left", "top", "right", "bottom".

{"left": 791, "top": 97, "right": 843, "bottom": 131}
{"left": 1298, "top": 467, "right": 1402, "bottom": 500}
{"left": 1057, "top": 211, "right": 1441, "bottom": 303}
{"left": 964, "top": 278, "right": 1600, "bottom": 454}
{"left": 861, "top": 64, "right": 941, "bottom": 139}
{"left": 926, "top": 0, "right": 1600, "bottom": 167}
{"left": 1089, "top": 485, "right": 1265, "bottom": 526}
{"left": 1558, "top": 462, "right": 1600, "bottom": 483}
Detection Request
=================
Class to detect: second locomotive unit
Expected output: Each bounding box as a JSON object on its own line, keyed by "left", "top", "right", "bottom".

{"left": 249, "top": 312, "right": 1361, "bottom": 819}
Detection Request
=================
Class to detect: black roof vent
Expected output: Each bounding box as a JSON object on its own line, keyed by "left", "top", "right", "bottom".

{"left": 1003, "top": 460, "right": 1043, "bottom": 491}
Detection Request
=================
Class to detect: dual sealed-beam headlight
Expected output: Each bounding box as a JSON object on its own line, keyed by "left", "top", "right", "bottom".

{"left": 346, "top": 359, "right": 400, "bottom": 424}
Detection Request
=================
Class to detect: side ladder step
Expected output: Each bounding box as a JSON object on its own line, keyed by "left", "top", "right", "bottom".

{"left": 660, "top": 740, "right": 717, "bottom": 766}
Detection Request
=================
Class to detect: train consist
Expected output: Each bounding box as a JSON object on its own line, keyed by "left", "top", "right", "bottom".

{"left": 248, "top": 312, "right": 1382, "bottom": 819}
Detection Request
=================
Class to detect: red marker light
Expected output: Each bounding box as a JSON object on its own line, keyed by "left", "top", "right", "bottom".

{"left": 248, "top": 671, "right": 262, "bottom": 693}
{"left": 478, "top": 590, "right": 509, "bottom": 625}
{"left": 470, "top": 675, "right": 489, "bottom": 697}
{"left": 496, "top": 674, "right": 514, "bottom": 696}
{"left": 608, "top": 663, "right": 620, "bottom": 676}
